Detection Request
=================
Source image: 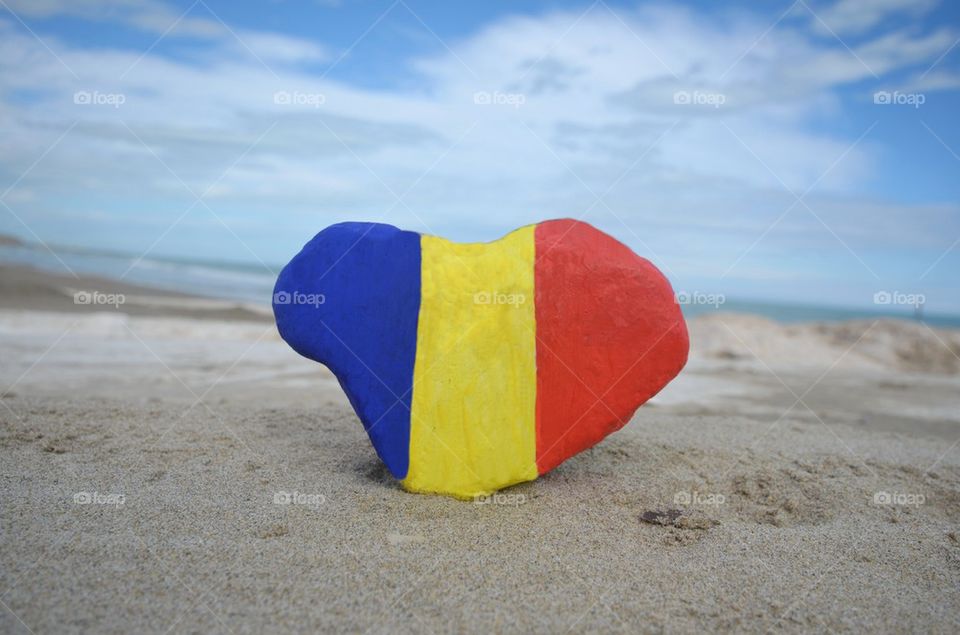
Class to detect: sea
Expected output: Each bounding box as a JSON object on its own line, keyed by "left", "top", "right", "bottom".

{"left": 2, "top": 241, "right": 959, "bottom": 328}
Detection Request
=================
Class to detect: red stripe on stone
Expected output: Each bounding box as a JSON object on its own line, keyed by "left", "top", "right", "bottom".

{"left": 534, "top": 219, "right": 689, "bottom": 474}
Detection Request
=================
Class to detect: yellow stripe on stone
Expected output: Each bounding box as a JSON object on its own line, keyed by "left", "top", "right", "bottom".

{"left": 404, "top": 226, "right": 539, "bottom": 499}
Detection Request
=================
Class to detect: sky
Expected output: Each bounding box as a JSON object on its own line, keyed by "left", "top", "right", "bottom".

{"left": 0, "top": 0, "right": 958, "bottom": 313}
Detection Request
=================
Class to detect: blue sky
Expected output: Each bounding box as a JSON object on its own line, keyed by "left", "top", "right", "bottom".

{"left": 0, "top": 0, "right": 958, "bottom": 313}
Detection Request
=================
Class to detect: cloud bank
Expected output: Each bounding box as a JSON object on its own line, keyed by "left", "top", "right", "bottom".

{"left": 0, "top": 0, "right": 958, "bottom": 311}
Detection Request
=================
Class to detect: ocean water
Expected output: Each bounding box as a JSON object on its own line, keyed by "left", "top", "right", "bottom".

{"left": 2, "top": 242, "right": 959, "bottom": 328}
{"left": 680, "top": 298, "right": 960, "bottom": 328}
{"left": 0, "top": 243, "right": 277, "bottom": 305}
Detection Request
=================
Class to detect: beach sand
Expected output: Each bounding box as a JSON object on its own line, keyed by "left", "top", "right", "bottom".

{"left": 1, "top": 264, "right": 959, "bottom": 633}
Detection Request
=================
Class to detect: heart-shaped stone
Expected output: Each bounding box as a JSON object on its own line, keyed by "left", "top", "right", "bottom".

{"left": 273, "top": 219, "right": 688, "bottom": 499}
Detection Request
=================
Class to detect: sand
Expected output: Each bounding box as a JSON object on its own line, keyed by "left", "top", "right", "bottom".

{"left": 0, "top": 263, "right": 270, "bottom": 323}
{"left": 1, "top": 264, "right": 959, "bottom": 633}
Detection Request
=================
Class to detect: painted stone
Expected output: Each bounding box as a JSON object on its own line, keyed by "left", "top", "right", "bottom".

{"left": 273, "top": 219, "right": 689, "bottom": 499}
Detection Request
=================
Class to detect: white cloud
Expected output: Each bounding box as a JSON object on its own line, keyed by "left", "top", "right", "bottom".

{"left": 230, "top": 31, "right": 330, "bottom": 65}
{"left": 811, "top": 0, "right": 940, "bottom": 37}
{"left": 902, "top": 69, "right": 960, "bottom": 93}
{"left": 2, "top": 0, "right": 224, "bottom": 38}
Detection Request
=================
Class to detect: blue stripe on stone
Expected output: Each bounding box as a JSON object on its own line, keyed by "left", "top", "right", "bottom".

{"left": 273, "top": 222, "right": 420, "bottom": 479}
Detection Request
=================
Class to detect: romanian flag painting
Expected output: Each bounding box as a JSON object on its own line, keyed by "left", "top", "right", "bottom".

{"left": 273, "top": 219, "right": 689, "bottom": 499}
